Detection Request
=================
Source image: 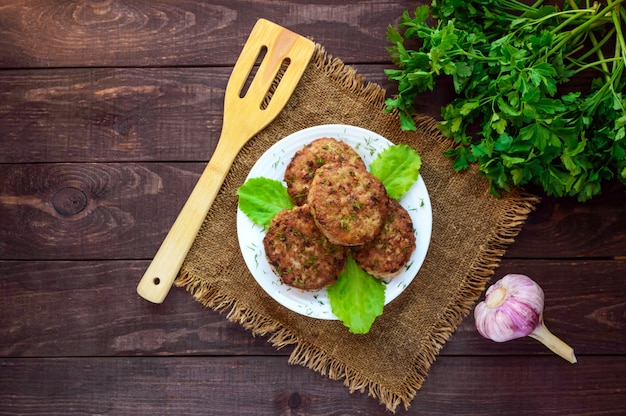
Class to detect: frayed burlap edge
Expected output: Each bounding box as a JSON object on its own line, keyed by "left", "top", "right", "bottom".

{"left": 175, "top": 45, "right": 539, "bottom": 412}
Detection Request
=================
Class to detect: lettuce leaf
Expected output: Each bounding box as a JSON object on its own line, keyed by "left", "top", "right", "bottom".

{"left": 370, "top": 144, "right": 422, "bottom": 199}
{"left": 237, "top": 177, "right": 293, "bottom": 228}
{"left": 327, "top": 254, "right": 385, "bottom": 334}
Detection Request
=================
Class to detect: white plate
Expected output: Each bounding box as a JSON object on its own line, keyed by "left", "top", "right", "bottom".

{"left": 236, "top": 124, "right": 432, "bottom": 319}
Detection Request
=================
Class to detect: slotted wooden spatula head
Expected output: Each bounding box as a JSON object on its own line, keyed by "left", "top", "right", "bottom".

{"left": 136, "top": 19, "right": 315, "bottom": 303}
{"left": 221, "top": 19, "right": 316, "bottom": 142}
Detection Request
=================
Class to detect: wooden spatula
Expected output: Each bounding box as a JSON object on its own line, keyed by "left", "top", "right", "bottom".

{"left": 137, "top": 19, "right": 315, "bottom": 303}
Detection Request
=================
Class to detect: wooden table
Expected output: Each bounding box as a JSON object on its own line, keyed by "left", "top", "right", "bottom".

{"left": 1, "top": 2, "right": 625, "bottom": 415}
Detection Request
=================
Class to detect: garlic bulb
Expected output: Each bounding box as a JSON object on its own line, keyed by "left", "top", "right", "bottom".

{"left": 474, "top": 274, "right": 577, "bottom": 364}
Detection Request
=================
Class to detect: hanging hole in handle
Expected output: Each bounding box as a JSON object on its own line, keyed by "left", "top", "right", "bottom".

{"left": 239, "top": 45, "right": 268, "bottom": 99}
{"left": 153, "top": 277, "right": 161, "bottom": 285}
{"left": 261, "top": 58, "right": 291, "bottom": 110}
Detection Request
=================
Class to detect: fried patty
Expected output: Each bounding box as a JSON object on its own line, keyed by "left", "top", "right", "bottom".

{"left": 284, "top": 137, "right": 366, "bottom": 206}
{"left": 307, "top": 162, "right": 390, "bottom": 246}
{"left": 263, "top": 205, "right": 348, "bottom": 290}
{"left": 352, "top": 198, "right": 416, "bottom": 279}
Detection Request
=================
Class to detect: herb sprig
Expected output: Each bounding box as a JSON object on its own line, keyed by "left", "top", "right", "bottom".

{"left": 385, "top": 0, "right": 626, "bottom": 201}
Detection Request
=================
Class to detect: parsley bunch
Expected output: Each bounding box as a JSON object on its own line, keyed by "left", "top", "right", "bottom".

{"left": 385, "top": 0, "right": 626, "bottom": 200}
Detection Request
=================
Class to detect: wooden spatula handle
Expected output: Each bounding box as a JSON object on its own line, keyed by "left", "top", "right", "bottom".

{"left": 136, "top": 138, "right": 235, "bottom": 303}
{"left": 136, "top": 18, "right": 315, "bottom": 304}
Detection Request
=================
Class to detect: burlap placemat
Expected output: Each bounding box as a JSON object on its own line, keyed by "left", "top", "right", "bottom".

{"left": 176, "top": 45, "right": 538, "bottom": 412}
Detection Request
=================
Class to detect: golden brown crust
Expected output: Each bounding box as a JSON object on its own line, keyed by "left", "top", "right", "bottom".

{"left": 284, "top": 137, "right": 366, "bottom": 206}
{"left": 307, "top": 163, "right": 390, "bottom": 246}
{"left": 263, "top": 205, "right": 348, "bottom": 290}
{"left": 352, "top": 199, "right": 416, "bottom": 279}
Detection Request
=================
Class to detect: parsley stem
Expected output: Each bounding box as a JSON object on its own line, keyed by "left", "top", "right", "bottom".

{"left": 515, "top": 9, "right": 591, "bottom": 35}
{"left": 549, "top": 9, "right": 597, "bottom": 35}
{"left": 500, "top": 0, "right": 539, "bottom": 12}
{"left": 456, "top": 50, "right": 500, "bottom": 62}
{"left": 589, "top": 31, "right": 612, "bottom": 81}
{"left": 572, "top": 27, "right": 616, "bottom": 63}
{"left": 611, "top": 4, "right": 626, "bottom": 68}
{"left": 570, "top": 57, "right": 620, "bottom": 75}
{"left": 547, "top": 0, "right": 625, "bottom": 58}
{"left": 531, "top": 0, "right": 545, "bottom": 8}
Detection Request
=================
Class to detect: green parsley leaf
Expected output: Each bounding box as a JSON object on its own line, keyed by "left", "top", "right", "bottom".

{"left": 385, "top": 0, "right": 626, "bottom": 201}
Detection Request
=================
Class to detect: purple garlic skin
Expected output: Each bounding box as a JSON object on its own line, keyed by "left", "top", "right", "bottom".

{"left": 474, "top": 274, "right": 545, "bottom": 342}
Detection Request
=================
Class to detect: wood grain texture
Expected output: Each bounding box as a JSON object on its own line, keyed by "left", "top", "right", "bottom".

{"left": 0, "top": 0, "right": 411, "bottom": 68}
{"left": 0, "top": 356, "right": 624, "bottom": 416}
{"left": 0, "top": 65, "right": 449, "bottom": 163}
{"left": 1, "top": 163, "right": 624, "bottom": 260}
{"left": 1, "top": 259, "right": 623, "bottom": 357}
{"left": 0, "top": 260, "right": 277, "bottom": 357}
{"left": 0, "top": 68, "right": 229, "bottom": 163}
{"left": 507, "top": 180, "right": 626, "bottom": 259}
{"left": 1, "top": 1, "right": 624, "bottom": 414}
{"left": 0, "top": 163, "right": 203, "bottom": 259}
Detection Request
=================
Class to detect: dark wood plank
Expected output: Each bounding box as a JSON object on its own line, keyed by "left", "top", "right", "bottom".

{"left": 0, "top": 163, "right": 201, "bottom": 259}
{"left": 0, "top": 260, "right": 279, "bottom": 357}
{"left": 1, "top": 259, "right": 623, "bottom": 357}
{"left": 0, "top": 65, "right": 448, "bottom": 164}
{"left": 0, "top": 68, "right": 229, "bottom": 163}
{"left": 0, "top": 163, "right": 626, "bottom": 259}
{"left": 0, "top": 356, "right": 624, "bottom": 415}
{"left": 0, "top": 0, "right": 417, "bottom": 68}
{"left": 506, "top": 180, "right": 626, "bottom": 259}
{"left": 2, "top": 163, "right": 624, "bottom": 260}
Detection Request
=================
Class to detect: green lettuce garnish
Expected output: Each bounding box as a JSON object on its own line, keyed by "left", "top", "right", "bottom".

{"left": 237, "top": 177, "right": 293, "bottom": 228}
{"left": 370, "top": 144, "right": 421, "bottom": 199}
{"left": 327, "top": 254, "right": 386, "bottom": 334}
